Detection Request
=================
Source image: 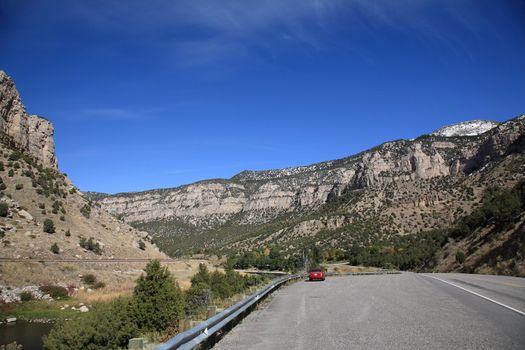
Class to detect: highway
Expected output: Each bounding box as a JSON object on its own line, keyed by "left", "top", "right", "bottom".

{"left": 213, "top": 273, "right": 525, "bottom": 350}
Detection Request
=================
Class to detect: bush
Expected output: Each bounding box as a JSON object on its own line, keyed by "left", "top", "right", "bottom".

{"left": 0, "top": 202, "right": 8, "bottom": 217}
{"left": 0, "top": 183, "right": 6, "bottom": 191}
{"left": 40, "top": 285, "right": 68, "bottom": 299}
{"left": 79, "top": 237, "right": 102, "bottom": 254}
{"left": 8, "top": 169, "right": 14, "bottom": 177}
{"left": 131, "top": 260, "right": 185, "bottom": 333}
{"left": 43, "top": 219, "right": 55, "bottom": 233}
{"left": 185, "top": 283, "right": 213, "bottom": 316}
{"left": 15, "top": 184, "right": 23, "bottom": 190}
{"left": 138, "top": 240, "right": 146, "bottom": 250}
{"left": 80, "top": 204, "right": 91, "bottom": 218}
{"left": 50, "top": 243, "right": 60, "bottom": 254}
{"left": 43, "top": 298, "right": 138, "bottom": 350}
{"left": 82, "top": 274, "right": 97, "bottom": 285}
{"left": 456, "top": 251, "right": 466, "bottom": 264}
{"left": 65, "top": 229, "right": 71, "bottom": 237}
{"left": 19, "top": 291, "right": 33, "bottom": 302}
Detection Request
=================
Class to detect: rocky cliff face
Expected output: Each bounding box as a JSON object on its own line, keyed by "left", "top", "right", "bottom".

{"left": 0, "top": 71, "right": 169, "bottom": 288}
{"left": 99, "top": 116, "right": 524, "bottom": 221}
{"left": 0, "top": 71, "right": 57, "bottom": 169}
{"left": 96, "top": 115, "right": 525, "bottom": 256}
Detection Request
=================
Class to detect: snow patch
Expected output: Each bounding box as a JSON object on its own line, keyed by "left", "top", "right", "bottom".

{"left": 432, "top": 120, "right": 499, "bottom": 137}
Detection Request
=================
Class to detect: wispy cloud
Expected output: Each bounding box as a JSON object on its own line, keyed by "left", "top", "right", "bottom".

{"left": 60, "top": 107, "right": 164, "bottom": 121}
{"left": 34, "top": 0, "right": 504, "bottom": 66}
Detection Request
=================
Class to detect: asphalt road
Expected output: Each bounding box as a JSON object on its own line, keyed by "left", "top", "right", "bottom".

{"left": 213, "top": 273, "right": 525, "bottom": 350}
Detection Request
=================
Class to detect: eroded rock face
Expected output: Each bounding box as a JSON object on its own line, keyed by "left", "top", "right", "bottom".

{"left": 0, "top": 71, "right": 57, "bottom": 168}
{"left": 98, "top": 115, "right": 525, "bottom": 234}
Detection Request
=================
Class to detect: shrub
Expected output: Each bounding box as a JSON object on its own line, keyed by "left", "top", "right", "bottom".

{"left": 43, "top": 219, "right": 55, "bottom": 233}
{"left": 59, "top": 215, "right": 65, "bottom": 221}
{"left": 19, "top": 291, "right": 33, "bottom": 302}
{"left": 0, "top": 161, "right": 4, "bottom": 171}
{"left": 131, "top": 260, "right": 185, "bottom": 333}
{"left": 0, "top": 202, "right": 8, "bottom": 217}
{"left": 15, "top": 184, "right": 23, "bottom": 190}
{"left": 82, "top": 274, "right": 97, "bottom": 285}
{"left": 0, "top": 183, "right": 6, "bottom": 191}
{"left": 185, "top": 283, "right": 213, "bottom": 316}
{"left": 80, "top": 204, "right": 91, "bottom": 218}
{"left": 8, "top": 169, "right": 14, "bottom": 177}
{"left": 8, "top": 151, "right": 21, "bottom": 161}
{"left": 50, "top": 243, "right": 60, "bottom": 254}
{"left": 40, "top": 285, "right": 68, "bottom": 299}
{"left": 43, "top": 298, "right": 138, "bottom": 350}
{"left": 138, "top": 240, "right": 146, "bottom": 250}
{"left": 79, "top": 237, "right": 102, "bottom": 254}
{"left": 65, "top": 229, "right": 71, "bottom": 237}
{"left": 456, "top": 251, "right": 466, "bottom": 264}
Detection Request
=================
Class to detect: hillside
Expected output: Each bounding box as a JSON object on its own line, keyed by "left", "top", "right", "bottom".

{"left": 95, "top": 110, "right": 525, "bottom": 276}
{"left": 0, "top": 70, "right": 169, "bottom": 289}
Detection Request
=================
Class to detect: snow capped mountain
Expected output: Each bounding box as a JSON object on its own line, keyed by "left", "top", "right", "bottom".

{"left": 432, "top": 120, "right": 499, "bottom": 137}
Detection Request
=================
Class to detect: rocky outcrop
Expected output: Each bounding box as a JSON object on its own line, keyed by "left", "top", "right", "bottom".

{"left": 98, "top": 115, "right": 525, "bottom": 233}
{"left": 0, "top": 71, "right": 57, "bottom": 169}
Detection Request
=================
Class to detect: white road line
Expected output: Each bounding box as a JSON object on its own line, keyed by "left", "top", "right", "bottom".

{"left": 423, "top": 274, "right": 525, "bottom": 317}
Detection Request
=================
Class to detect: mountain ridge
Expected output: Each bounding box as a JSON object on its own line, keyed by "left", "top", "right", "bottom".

{"left": 94, "top": 114, "right": 525, "bottom": 270}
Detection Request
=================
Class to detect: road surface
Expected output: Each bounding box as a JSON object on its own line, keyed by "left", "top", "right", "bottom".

{"left": 213, "top": 273, "right": 525, "bottom": 350}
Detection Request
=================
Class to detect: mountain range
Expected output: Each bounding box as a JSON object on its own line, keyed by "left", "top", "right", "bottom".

{"left": 91, "top": 106, "right": 525, "bottom": 274}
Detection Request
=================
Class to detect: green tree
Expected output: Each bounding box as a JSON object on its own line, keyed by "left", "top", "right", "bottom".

{"left": 0, "top": 202, "right": 8, "bottom": 217}
{"left": 191, "top": 263, "right": 211, "bottom": 286}
{"left": 131, "top": 260, "right": 185, "bottom": 333}
{"left": 43, "top": 218, "right": 55, "bottom": 233}
{"left": 456, "top": 251, "right": 466, "bottom": 264}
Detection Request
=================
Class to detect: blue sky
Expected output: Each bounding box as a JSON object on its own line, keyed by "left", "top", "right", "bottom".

{"left": 1, "top": 0, "right": 524, "bottom": 194}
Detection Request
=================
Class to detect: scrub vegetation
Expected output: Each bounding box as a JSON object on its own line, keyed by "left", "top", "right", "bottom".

{"left": 43, "top": 260, "right": 268, "bottom": 350}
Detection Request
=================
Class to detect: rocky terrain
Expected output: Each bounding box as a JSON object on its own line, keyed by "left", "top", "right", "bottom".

{"left": 94, "top": 107, "right": 525, "bottom": 276}
{"left": 0, "top": 70, "right": 171, "bottom": 290}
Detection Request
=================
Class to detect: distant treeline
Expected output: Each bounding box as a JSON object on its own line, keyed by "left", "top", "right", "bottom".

{"left": 230, "top": 246, "right": 322, "bottom": 272}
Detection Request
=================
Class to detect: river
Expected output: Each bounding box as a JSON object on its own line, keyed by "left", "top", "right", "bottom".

{"left": 0, "top": 321, "right": 53, "bottom": 350}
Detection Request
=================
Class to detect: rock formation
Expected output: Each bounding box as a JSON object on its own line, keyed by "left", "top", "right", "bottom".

{"left": 0, "top": 71, "right": 57, "bottom": 169}
{"left": 99, "top": 115, "right": 524, "bottom": 222}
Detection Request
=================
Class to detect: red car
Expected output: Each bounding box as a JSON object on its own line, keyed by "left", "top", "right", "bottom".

{"left": 308, "top": 268, "right": 325, "bottom": 281}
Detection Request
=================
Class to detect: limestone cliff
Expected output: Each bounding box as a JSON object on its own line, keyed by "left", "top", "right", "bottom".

{"left": 0, "top": 71, "right": 57, "bottom": 169}
{"left": 95, "top": 115, "right": 525, "bottom": 256}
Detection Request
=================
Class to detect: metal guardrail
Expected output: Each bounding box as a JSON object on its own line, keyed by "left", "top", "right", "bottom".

{"left": 155, "top": 274, "right": 304, "bottom": 350}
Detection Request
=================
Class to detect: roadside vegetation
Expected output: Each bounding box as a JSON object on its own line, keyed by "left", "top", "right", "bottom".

{"left": 41, "top": 260, "right": 268, "bottom": 350}
{"left": 228, "top": 246, "right": 322, "bottom": 272}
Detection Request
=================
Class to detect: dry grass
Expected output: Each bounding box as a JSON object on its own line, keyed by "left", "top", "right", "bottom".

{"left": 322, "top": 262, "right": 381, "bottom": 274}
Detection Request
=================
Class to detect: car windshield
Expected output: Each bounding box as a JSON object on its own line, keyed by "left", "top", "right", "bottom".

{"left": 310, "top": 269, "right": 322, "bottom": 272}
